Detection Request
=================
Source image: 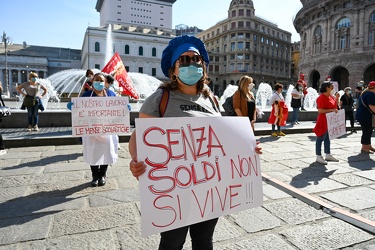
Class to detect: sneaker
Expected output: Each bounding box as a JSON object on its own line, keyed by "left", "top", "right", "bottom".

{"left": 277, "top": 131, "right": 286, "bottom": 136}
{"left": 325, "top": 154, "right": 339, "bottom": 162}
{"left": 316, "top": 155, "right": 327, "bottom": 165}
{"left": 271, "top": 132, "right": 278, "bottom": 137}
{"left": 27, "top": 125, "right": 32, "bottom": 132}
{"left": 0, "top": 149, "right": 6, "bottom": 155}
{"left": 294, "top": 121, "right": 298, "bottom": 125}
{"left": 33, "top": 125, "right": 39, "bottom": 131}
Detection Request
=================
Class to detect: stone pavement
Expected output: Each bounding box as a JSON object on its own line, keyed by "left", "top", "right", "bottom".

{"left": 0, "top": 123, "right": 375, "bottom": 249}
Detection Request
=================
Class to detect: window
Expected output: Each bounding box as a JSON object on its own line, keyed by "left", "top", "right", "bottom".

{"left": 139, "top": 67, "right": 143, "bottom": 73}
{"left": 139, "top": 46, "right": 143, "bottom": 56}
{"left": 239, "top": 9, "right": 244, "bottom": 16}
{"left": 237, "top": 42, "right": 244, "bottom": 50}
{"left": 232, "top": 10, "right": 236, "bottom": 17}
{"left": 336, "top": 18, "right": 351, "bottom": 49}
{"left": 95, "top": 64, "right": 100, "bottom": 69}
{"left": 314, "top": 26, "right": 323, "bottom": 36}
{"left": 238, "top": 33, "right": 244, "bottom": 39}
{"left": 337, "top": 17, "right": 351, "bottom": 29}
{"left": 231, "top": 42, "right": 235, "bottom": 51}
{"left": 95, "top": 42, "right": 100, "bottom": 52}
{"left": 125, "top": 45, "right": 130, "bottom": 54}
{"left": 313, "top": 25, "right": 323, "bottom": 54}
{"left": 125, "top": 66, "right": 129, "bottom": 72}
{"left": 152, "top": 47, "right": 156, "bottom": 57}
{"left": 246, "top": 9, "right": 251, "bottom": 16}
{"left": 152, "top": 68, "right": 156, "bottom": 76}
{"left": 369, "top": 12, "right": 375, "bottom": 45}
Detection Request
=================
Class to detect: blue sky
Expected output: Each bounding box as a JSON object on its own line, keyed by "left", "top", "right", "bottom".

{"left": 1, "top": 0, "right": 302, "bottom": 49}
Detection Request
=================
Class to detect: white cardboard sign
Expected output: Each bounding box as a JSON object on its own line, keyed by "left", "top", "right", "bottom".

{"left": 71, "top": 96, "right": 130, "bottom": 137}
{"left": 326, "top": 109, "right": 346, "bottom": 140}
{"left": 136, "top": 117, "right": 263, "bottom": 236}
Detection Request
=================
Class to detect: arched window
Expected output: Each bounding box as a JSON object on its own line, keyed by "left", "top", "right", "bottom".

{"left": 314, "top": 26, "right": 323, "bottom": 36}
{"left": 139, "top": 46, "right": 143, "bottom": 56}
{"left": 95, "top": 42, "right": 100, "bottom": 52}
{"left": 152, "top": 47, "right": 156, "bottom": 57}
{"left": 337, "top": 17, "right": 351, "bottom": 29}
{"left": 125, "top": 45, "right": 130, "bottom": 54}
{"left": 336, "top": 17, "right": 351, "bottom": 49}
{"left": 369, "top": 12, "right": 375, "bottom": 45}
{"left": 313, "top": 25, "right": 323, "bottom": 54}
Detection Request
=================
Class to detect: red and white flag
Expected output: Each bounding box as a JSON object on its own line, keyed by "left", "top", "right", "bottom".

{"left": 102, "top": 52, "right": 139, "bottom": 99}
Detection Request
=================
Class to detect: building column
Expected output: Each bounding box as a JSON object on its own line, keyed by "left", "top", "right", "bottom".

{"left": 359, "top": 8, "right": 365, "bottom": 35}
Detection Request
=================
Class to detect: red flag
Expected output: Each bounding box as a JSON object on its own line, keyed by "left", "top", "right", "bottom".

{"left": 102, "top": 52, "right": 139, "bottom": 99}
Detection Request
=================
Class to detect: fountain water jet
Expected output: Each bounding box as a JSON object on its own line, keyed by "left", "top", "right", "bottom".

{"left": 255, "top": 83, "right": 273, "bottom": 110}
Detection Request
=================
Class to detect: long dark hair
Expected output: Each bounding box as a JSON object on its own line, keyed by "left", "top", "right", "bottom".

{"left": 319, "top": 81, "right": 332, "bottom": 93}
{"left": 159, "top": 60, "right": 211, "bottom": 97}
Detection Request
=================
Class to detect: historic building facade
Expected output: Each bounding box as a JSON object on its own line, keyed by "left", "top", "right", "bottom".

{"left": 0, "top": 43, "right": 80, "bottom": 96}
{"left": 294, "top": 0, "right": 375, "bottom": 90}
{"left": 81, "top": 25, "right": 173, "bottom": 80}
{"left": 196, "top": 0, "right": 292, "bottom": 96}
{"left": 82, "top": 0, "right": 177, "bottom": 81}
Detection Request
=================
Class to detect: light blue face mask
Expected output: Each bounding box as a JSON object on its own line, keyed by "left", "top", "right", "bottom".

{"left": 93, "top": 81, "right": 105, "bottom": 91}
{"left": 178, "top": 65, "right": 203, "bottom": 86}
{"left": 348, "top": 91, "right": 352, "bottom": 95}
{"left": 31, "top": 77, "right": 37, "bottom": 82}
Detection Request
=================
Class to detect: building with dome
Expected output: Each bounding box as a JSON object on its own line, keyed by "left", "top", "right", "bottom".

{"left": 196, "top": 0, "right": 293, "bottom": 96}
{"left": 294, "top": 0, "right": 375, "bottom": 90}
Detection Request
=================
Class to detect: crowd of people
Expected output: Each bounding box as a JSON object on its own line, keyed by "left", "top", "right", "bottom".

{"left": 0, "top": 34, "right": 374, "bottom": 248}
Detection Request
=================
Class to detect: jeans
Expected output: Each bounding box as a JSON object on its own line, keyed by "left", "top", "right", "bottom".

{"left": 158, "top": 218, "right": 218, "bottom": 250}
{"left": 316, "top": 131, "right": 330, "bottom": 155}
{"left": 292, "top": 108, "right": 299, "bottom": 122}
{"left": 27, "top": 104, "right": 39, "bottom": 126}
{"left": 271, "top": 124, "right": 281, "bottom": 133}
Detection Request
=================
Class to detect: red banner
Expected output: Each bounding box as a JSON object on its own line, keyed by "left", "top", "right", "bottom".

{"left": 102, "top": 52, "right": 139, "bottom": 99}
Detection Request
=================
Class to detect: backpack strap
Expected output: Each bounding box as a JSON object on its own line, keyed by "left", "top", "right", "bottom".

{"left": 159, "top": 88, "right": 170, "bottom": 117}
{"left": 208, "top": 92, "right": 220, "bottom": 113}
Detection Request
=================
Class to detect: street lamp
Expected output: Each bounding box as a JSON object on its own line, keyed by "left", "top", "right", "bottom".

{"left": 1, "top": 31, "right": 12, "bottom": 97}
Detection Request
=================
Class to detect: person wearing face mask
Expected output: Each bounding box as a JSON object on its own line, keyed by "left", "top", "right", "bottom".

{"left": 16, "top": 72, "right": 48, "bottom": 132}
{"left": 340, "top": 87, "right": 356, "bottom": 133}
{"left": 128, "top": 35, "right": 263, "bottom": 250}
{"left": 233, "top": 75, "right": 257, "bottom": 132}
{"left": 291, "top": 82, "right": 304, "bottom": 125}
{"left": 355, "top": 80, "right": 365, "bottom": 100}
{"left": 81, "top": 72, "right": 118, "bottom": 187}
{"left": 81, "top": 69, "right": 94, "bottom": 95}
{"left": 313, "top": 81, "right": 340, "bottom": 164}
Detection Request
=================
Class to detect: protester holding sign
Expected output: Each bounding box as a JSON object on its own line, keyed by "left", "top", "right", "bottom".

{"left": 313, "top": 81, "right": 340, "bottom": 165}
{"left": 81, "top": 72, "right": 118, "bottom": 187}
{"left": 129, "top": 35, "right": 262, "bottom": 250}
{"left": 233, "top": 75, "right": 256, "bottom": 131}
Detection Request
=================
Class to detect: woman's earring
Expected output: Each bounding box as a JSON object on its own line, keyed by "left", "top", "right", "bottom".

{"left": 171, "top": 75, "right": 177, "bottom": 81}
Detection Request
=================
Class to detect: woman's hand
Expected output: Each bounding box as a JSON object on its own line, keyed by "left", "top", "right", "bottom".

{"left": 255, "top": 141, "right": 262, "bottom": 154}
{"left": 130, "top": 157, "right": 146, "bottom": 180}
